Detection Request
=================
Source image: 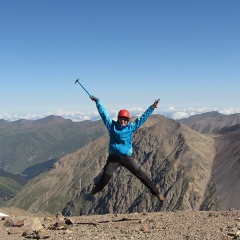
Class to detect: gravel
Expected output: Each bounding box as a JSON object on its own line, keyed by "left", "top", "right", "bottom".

{"left": 1, "top": 209, "right": 240, "bottom": 239}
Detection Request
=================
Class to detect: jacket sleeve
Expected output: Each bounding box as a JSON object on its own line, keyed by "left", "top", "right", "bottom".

{"left": 95, "top": 100, "right": 112, "bottom": 129}
{"left": 132, "top": 105, "right": 154, "bottom": 131}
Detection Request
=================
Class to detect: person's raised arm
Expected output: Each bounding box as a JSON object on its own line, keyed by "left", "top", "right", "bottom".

{"left": 90, "top": 96, "right": 112, "bottom": 129}
{"left": 133, "top": 99, "right": 160, "bottom": 130}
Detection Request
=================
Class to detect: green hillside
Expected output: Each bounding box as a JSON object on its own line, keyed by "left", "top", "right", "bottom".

{"left": 0, "top": 170, "right": 28, "bottom": 206}
{"left": 0, "top": 116, "right": 106, "bottom": 175}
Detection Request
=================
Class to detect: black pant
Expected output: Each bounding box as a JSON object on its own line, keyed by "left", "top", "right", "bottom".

{"left": 94, "top": 154, "right": 160, "bottom": 196}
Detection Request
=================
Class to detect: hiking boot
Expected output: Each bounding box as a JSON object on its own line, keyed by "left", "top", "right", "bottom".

{"left": 91, "top": 186, "right": 98, "bottom": 195}
{"left": 157, "top": 194, "right": 164, "bottom": 202}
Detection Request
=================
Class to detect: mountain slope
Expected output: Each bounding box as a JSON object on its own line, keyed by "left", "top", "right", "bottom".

{"left": 5, "top": 115, "right": 216, "bottom": 215}
{"left": 0, "top": 116, "right": 106, "bottom": 175}
{"left": 178, "top": 112, "right": 240, "bottom": 133}
{"left": 201, "top": 124, "right": 240, "bottom": 210}
{"left": 0, "top": 171, "right": 27, "bottom": 204}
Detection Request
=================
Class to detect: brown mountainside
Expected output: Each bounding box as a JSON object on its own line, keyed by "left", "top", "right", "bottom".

{"left": 5, "top": 115, "right": 220, "bottom": 215}
{"left": 201, "top": 124, "right": 240, "bottom": 210}
{"left": 179, "top": 111, "right": 240, "bottom": 133}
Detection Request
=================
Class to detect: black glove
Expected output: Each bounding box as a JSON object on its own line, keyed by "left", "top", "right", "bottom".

{"left": 90, "top": 95, "right": 98, "bottom": 102}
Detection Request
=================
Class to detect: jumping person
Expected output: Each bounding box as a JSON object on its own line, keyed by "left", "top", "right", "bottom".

{"left": 90, "top": 96, "right": 164, "bottom": 202}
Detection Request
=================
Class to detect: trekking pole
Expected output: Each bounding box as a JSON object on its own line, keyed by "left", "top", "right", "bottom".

{"left": 75, "top": 79, "right": 92, "bottom": 97}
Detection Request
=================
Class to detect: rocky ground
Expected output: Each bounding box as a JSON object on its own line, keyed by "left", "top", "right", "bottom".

{"left": 0, "top": 207, "right": 240, "bottom": 240}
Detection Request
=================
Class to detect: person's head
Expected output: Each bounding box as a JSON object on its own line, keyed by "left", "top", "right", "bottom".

{"left": 118, "top": 109, "right": 130, "bottom": 126}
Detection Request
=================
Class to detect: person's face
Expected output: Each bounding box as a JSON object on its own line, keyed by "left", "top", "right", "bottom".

{"left": 118, "top": 117, "right": 129, "bottom": 126}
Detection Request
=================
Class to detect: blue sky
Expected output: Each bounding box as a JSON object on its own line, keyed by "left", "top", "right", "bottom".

{"left": 1, "top": 0, "right": 239, "bottom": 122}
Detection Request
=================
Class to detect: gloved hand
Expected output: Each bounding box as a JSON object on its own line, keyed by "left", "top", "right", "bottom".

{"left": 90, "top": 95, "right": 98, "bottom": 102}
{"left": 152, "top": 99, "right": 160, "bottom": 108}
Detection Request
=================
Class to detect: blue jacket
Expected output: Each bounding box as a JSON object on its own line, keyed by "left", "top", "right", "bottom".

{"left": 95, "top": 100, "right": 155, "bottom": 156}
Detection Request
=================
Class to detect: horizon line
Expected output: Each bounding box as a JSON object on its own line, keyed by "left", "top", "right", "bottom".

{"left": 1, "top": 106, "right": 239, "bottom": 122}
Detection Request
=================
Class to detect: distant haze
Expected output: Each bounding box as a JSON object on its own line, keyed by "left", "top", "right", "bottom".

{"left": 1, "top": 107, "right": 239, "bottom": 122}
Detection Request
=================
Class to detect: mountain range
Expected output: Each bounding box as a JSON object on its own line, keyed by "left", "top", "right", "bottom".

{"left": 1, "top": 112, "right": 240, "bottom": 215}
{"left": 0, "top": 115, "right": 107, "bottom": 175}
{"left": 0, "top": 115, "right": 106, "bottom": 203}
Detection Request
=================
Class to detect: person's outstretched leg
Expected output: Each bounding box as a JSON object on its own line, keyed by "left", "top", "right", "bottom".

{"left": 91, "top": 155, "right": 120, "bottom": 195}
{"left": 120, "top": 156, "right": 164, "bottom": 201}
{"left": 134, "top": 168, "right": 164, "bottom": 201}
